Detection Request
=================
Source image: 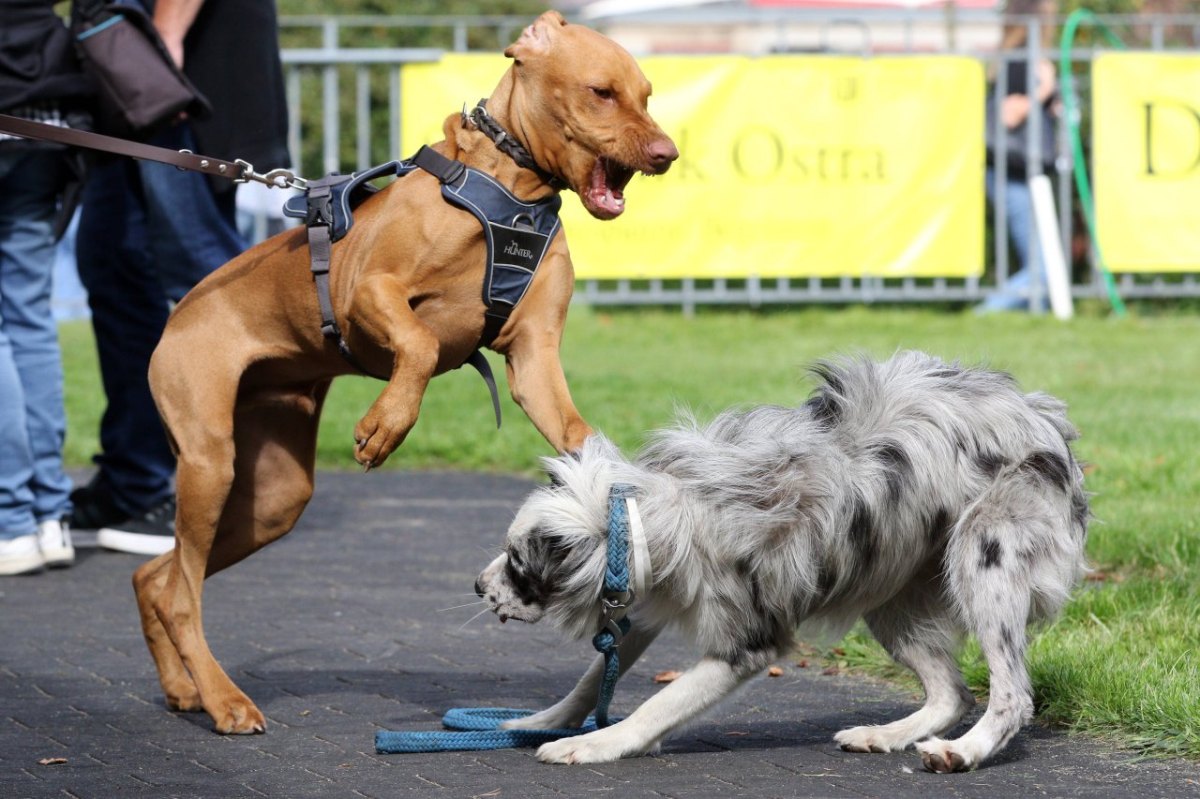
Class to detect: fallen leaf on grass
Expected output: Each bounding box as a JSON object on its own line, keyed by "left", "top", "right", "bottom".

{"left": 1085, "top": 571, "right": 1124, "bottom": 583}
{"left": 767, "top": 666, "right": 784, "bottom": 677}
{"left": 831, "top": 647, "right": 846, "bottom": 657}
{"left": 38, "top": 758, "right": 67, "bottom": 766}
{"left": 796, "top": 658, "right": 810, "bottom": 668}
{"left": 653, "top": 670, "right": 683, "bottom": 683}
{"left": 821, "top": 666, "right": 840, "bottom": 676}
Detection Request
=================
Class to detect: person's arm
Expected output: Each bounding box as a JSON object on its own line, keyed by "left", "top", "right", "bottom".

{"left": 153, "top": 0, "right": 206, "bottom": 68}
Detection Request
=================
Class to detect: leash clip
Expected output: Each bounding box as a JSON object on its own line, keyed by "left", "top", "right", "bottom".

{"left": 598, "top": 590, "right": 634, "bottom": 644}
{"left": 234, "top": 158, "right": 309, "bottom": 190}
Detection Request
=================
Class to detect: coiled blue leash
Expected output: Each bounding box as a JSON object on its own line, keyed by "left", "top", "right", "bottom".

{"left": 375, "top": 484, "right": 638, "bottom": 754}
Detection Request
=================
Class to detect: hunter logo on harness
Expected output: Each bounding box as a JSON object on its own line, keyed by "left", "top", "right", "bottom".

{"left": 498, "top": 228, "right": 540, "bottom": 269}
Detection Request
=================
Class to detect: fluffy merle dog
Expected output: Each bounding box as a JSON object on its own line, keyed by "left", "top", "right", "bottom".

{"left": 476, "top": 351, "right": 1089, "bottom": 771}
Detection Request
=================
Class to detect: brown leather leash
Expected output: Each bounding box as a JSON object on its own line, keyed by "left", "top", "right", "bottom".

{"left": 0, "top": 113, "right": 305, "bottom": 190}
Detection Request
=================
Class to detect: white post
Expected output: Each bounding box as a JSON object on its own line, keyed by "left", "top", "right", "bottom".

{"left": 1029, "top": 174, "right": 1073, "bottom": 320}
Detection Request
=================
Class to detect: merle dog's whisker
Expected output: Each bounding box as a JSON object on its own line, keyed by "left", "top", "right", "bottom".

{"left": 438, "top": 600, "right": 486, "bottom": 612}
{"left": 458, "top": 607, "right": 492, "bottom": 631}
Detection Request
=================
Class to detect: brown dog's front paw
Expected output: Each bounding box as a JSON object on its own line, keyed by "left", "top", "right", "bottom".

{"left": 210, "top": 695, "right": 267, "bottom": 735}
{"left": 353, "top": 410, "right": 412, "bottom": 469}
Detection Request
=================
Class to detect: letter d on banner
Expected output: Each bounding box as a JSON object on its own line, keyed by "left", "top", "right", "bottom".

{"left": 1029, "top": 175, "right": 1072, "bottom": 320}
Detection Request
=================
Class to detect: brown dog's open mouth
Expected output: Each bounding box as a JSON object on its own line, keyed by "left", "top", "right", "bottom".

{"left": 583, "top": 157, "right": 636, "bottom": 220}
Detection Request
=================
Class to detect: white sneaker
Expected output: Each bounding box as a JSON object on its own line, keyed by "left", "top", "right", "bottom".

{"left": 0, "top": 534, "right": 45, "bottom": 576}
{"left": 37, "top": 519, "right": 75, "bottom": 568}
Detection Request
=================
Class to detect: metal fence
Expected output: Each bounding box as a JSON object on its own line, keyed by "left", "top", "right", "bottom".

{"left": 275, "top": 12, "right": 1200, "bottom": 312}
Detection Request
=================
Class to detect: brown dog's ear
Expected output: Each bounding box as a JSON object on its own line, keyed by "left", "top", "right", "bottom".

{"left": 504, "top": 10, "right": 567, "bottom": 61}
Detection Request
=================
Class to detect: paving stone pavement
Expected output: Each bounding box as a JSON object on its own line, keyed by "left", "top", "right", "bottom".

{"left": 2, "top": 470, "right": 1197, "bottom": 799}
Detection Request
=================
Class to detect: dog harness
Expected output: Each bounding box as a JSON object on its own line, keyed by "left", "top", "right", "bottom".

{"left": 284, "top": 141, "right": 563, "bottom": 427}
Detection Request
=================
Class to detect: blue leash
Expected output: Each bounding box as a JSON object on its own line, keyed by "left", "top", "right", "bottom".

{"left": 375, "top": 709, "right": 624, "bottom": 753}
{"left": 375, "top": 484, "right": 638, "bottom": 754}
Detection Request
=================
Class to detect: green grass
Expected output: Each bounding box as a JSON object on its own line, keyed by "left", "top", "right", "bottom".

{"left": 60, "top": 305, "right": 1199, "bottom": 758}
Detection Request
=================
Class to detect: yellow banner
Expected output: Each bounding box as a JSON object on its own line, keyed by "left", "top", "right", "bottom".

{"left": 402, "top": 55, "right": 983, "bottom": 279}
{"left": 1094, "top": 53, "right": 1200, "bottom": 273}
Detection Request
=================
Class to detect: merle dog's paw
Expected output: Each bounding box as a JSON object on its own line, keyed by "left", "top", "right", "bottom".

{"left": 916, "top": 737, "right": 978, "bottom": 773}
{"left": 537, "top": 728, "right": 647, "bottom": 764}
{"left": 835, "top": 725, "right": 909, "bottom": 753}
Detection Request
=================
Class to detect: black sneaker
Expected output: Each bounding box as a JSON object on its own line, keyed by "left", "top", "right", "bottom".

{"left": 97, "top": 496, "right": 176, "bottom": 556}
{"left": 68, "top": 475, "right": 130, "bottom": 548}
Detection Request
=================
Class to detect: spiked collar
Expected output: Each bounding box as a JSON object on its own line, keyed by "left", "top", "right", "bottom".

{"left": 463, "top": 99, "right": 566, "bottom": 190}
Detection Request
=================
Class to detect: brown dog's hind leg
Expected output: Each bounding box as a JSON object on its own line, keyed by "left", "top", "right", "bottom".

{"left": 151, "top": 382, "right": 329, "bottom": 734}
{"left": 133, "top": 552, "right": 203, "bottom": 711}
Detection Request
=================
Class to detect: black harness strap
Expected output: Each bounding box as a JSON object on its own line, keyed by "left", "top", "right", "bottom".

{"left": 410, "top": 145, "right": 561, "bottom": 350}
{"left": 411, "top": 145, "right": 465, "bottom": 186}
{"left": 407, "top": 149, "right": 500, "bottom": 348}
{"left": 303, "top": 174, "right": 384, "bottom": 379}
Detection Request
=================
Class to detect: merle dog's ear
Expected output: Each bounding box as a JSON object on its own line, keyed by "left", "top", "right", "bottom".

{"left": 528, "top": 528, "right": 572, "bottom": 563}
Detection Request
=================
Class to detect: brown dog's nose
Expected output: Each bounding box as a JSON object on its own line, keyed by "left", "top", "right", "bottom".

{"left": 646, "top": 138, "right": 679, "bottom": 173}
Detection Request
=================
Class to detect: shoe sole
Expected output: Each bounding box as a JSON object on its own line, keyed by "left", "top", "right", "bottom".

{"left": 0, "top": 552, "right": 46, "bottom": 576}
{"left": 41, "top": 546, "right": 76, "bottom": 568}
{"left": 97, "top": 528, "right": 175, "bottom": 556}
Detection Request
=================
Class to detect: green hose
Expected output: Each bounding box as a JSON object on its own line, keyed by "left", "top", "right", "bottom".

{"left": 1059, "top": 8, "right": 1127, "bottom": 316}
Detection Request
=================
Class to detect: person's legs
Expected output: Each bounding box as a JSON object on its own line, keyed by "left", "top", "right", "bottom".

{"left": 75, "top": 152, "right": 175, "bottom": 519}
{"left": 0, "top": 149, "right": 73, "bottom": 574}
{"left": 75, "top": 123, "right": 245, "bottom": 554}
{"left": 982, "top": 170, "right": 1046, "bottom": 312}
{"left": 140, "top": 125, "right": 245, "bottom": 303}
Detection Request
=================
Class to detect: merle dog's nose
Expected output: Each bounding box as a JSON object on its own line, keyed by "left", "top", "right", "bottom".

{"left": 474, "top": 579, "right": 485, "bottom": 598}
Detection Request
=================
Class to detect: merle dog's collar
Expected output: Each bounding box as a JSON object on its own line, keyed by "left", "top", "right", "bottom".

{"left": 597, "top": 484, "right": 651, "bottom": 641}
{"left": 464, "top": 99, "right": 566, "bottom": 190}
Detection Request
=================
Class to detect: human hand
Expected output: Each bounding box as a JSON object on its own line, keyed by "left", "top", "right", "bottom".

{"left": 1001, "top": 94, "right": 1030, "bottom": 129}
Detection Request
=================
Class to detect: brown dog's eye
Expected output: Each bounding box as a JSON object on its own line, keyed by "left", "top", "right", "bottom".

{"left": 590, "top": 86, "right": 614, "bottom": 101}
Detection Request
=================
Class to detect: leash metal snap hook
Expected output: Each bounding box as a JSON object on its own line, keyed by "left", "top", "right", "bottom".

{"left": 234, "top": 158, "right": 308, "bottom": 190}
{"left": 598, "top": 590, "right": 634, "bottom": 643}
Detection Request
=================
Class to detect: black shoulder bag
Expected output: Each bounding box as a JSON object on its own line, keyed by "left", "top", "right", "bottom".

{"left": 70, "top": 0, "right": 211, "bottom": 137}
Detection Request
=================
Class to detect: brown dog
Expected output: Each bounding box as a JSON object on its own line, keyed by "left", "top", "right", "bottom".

{"left": 130, "top": 10, "right": 676, "bottom": 734}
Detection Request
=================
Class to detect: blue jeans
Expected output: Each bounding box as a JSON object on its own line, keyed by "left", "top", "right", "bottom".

{"left": 982, "top": 169, "right": 1047, "bottom": 312}
{"left": 0, "top": 149, "right": 73, "bottom": 539}
{"left": 75, "top": 123, "right": 246, "bottom": 515}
